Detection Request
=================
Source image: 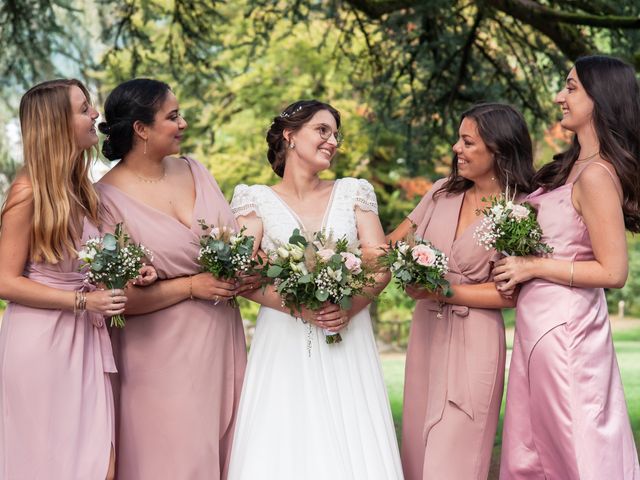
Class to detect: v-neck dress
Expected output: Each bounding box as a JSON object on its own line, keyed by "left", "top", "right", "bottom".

{"left": 401, "top": 178, "right": 506, "bottom": 480}
{"left": 226, "top": 178, "right": 403, "bottom": 480}
{"left": 95, "top": 157, "right": 247, "bottom": 480}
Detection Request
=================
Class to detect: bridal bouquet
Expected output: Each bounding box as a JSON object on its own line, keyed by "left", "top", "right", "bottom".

{"left": 474, "top": 194, "right": 553, "bottom": 256}
{"left": 78, "top": 223, "right": 153, "bottom": 328}
{"left": 265, "top": 229, "right": 375, "bottom": 344}
{"left": 197, "top": 220, "right": 259, "bottom": 306}
{"left": 380, "top": 234, "right": 452, "bottom": 297}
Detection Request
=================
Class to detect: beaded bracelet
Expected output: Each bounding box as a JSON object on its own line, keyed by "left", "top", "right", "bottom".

{"left": 74, "top": 290, "right": 87, "bottom": 313}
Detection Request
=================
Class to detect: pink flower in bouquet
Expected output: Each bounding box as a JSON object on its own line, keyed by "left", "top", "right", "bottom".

{"left": 510, "top": 204, "right": 530, "bottom": 220}
{"left": 412, "top": 244, "right": 436, "bottom": 267}
{"left": 341, "top": 251, "right": 362, "bottom": 274}
{"left": 317, "top": 248, "right": 336, "bottom": 262}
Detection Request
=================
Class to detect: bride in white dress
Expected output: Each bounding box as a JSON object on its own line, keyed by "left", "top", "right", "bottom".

{"left": 227, "top": 100, "right": 403, "bottom": 480}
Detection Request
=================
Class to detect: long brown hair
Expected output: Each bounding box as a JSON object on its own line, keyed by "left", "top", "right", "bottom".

{"left": 16, "top": 79, "right": 100, "bottom": 263}
{"left": 534, "top": 55, "right": 640, "bottom": 232}
{"left": 437, "top": 103, "right": 536, "bottom": 197}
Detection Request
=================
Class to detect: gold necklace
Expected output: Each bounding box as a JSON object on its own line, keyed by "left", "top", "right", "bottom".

{"left": 472, "top": 186, "right": 482, "bottom": 215}
{"left": 575, "top": 151, "right": 599, "bottom": 162}
{"left": 123, "top": 163, "right": 166, "bottom": 183}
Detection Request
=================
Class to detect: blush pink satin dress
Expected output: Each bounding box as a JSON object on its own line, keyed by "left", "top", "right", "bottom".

{"left": 96, "top": 157, "right": 247, "bottom": 480}
{"left": 500, "top": 163, "right": 640, "bottom": 479}
{"left": 401, "top": 179, "right": 506, "bottom": 480}
{"left": 0, "top": 218, "right": 116, "bottom": 479}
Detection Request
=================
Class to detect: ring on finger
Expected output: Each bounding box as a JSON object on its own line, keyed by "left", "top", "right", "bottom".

{"left": 111, "top": 288, "right": 116, "bottom": 297}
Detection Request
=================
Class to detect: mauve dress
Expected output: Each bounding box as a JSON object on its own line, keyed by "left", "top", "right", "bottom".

{"left": 401, "top": 178, "right": 506, "bottom": 480}
{"left": 0, "top": 218, "right": 116, "bottom": 479}
{"left": 96, "top": 157, "right": 247, "bottom": 480}
{"left": 500, "top": 163, "right": 639, "bottom": 479}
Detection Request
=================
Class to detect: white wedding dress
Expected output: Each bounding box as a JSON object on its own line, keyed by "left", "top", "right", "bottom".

{"left": 227, "top": 178, "right": 404, "bottom": 480}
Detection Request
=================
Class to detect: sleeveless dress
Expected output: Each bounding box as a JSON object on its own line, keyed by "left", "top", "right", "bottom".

{"left": 401, "top": 179, "right": 506, "bottom": 480}
{"left": 0, "top": 218, "right": 116, "bottom": 479}
{"left": 227, "top": 178, "right": 404, "bottom": 480}
{"left": 95, "top": 157, "right": 247, "bottom": 480}
{"left": 500, "top": 163, "right": 640, "bottom": 479}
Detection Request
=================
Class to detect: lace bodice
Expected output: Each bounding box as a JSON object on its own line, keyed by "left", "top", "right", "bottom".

{"left": 230, "top": 178, "right": 378, "bottom": 251}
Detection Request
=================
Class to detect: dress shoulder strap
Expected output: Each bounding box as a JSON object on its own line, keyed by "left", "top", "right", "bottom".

{"left": 574, "top": 161, "right": 623, "bottom": 199}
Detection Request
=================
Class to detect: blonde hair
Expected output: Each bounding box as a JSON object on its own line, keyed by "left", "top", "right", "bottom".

{"left": 18, "top": 79, "right": 100, "bottom": 263}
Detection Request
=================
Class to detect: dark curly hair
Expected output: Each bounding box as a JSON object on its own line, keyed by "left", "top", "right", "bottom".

{"left": 266, "top": 100, "right": 341, "bottom": 177}
{"left": 534, "top": 55, "right": 640, "bottom": 232}
{"left": 437, "top": 102, "right": 536, "bottom": 198}
{"left": 98, "top": 78, "right": 171, "bottom": 161}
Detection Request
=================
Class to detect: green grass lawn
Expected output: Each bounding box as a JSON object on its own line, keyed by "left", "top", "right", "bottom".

{"left": 382, "top": 325, "right": 640, "bottom": 479}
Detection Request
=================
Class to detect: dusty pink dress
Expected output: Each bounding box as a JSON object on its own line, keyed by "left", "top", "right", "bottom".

{"left": 401, "top": 178, "right": 506, "bottom": 480}
{"left": 0, "top": 218, "right": 116, "bottom": 479}
{"left": 96, "top": 157, "right": 247, "bottom": 480}
{"left": 500, "top": 163, "right": 640, "bottom": 479}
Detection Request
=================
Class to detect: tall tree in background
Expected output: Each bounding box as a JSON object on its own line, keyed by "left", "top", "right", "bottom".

{"left": 2, "top": 0, "right": 640, "bottom": 226}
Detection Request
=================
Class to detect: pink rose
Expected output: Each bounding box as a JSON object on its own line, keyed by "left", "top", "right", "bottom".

{"left": 341, "top": 252, "right": 362, "bottom": 274}
{"left": 509, "top": 204, "right": 530, "bottom": 220}
{"left": 317, "top": 248, "right": 336, "bottom": 262}
{"left": 411, "top": 244, "right": 436, "bottom": 267}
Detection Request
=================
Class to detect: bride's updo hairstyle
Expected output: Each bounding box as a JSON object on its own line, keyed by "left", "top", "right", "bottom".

{"left": 98, "top": 78, "right": 171, "bottom": 161}
{"left": 266, "top": 100, "right": 340, "bottom": 177}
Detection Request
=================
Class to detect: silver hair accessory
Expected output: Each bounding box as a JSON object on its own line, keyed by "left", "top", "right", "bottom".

{"left": 279, "top": 105, "right": 304, "bottom": 118}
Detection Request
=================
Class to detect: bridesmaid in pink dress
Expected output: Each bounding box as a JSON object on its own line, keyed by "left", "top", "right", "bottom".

{"left": 495, "top": 55, "right": 640, "bottom": 478}
{"left": 388, "top": 104, "right": 536, "bottom": 479}
{"left": 0, "top": 80, "right": 128, "bottom": 479}
{"left": 96, "top": 79, "right": 251, "bottom": 479}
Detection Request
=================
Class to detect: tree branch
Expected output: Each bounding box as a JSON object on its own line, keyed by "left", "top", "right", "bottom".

{"left": 492, "top": 0, "right": 640, "bottom": 29}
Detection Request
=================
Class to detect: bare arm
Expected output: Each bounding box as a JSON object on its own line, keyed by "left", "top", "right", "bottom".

{"left": 494, "top": 164, "right": 627, "bottom": 290}
{"left": 0, "top": 176, "right": 125, "bottom": 315}
{"left": 386, "top": 217, "right": 414, "bottom": 244}
{"left": 348, "top": 208, "right": 391, "bottom": 318}
{"left": 405, "top": 282, "right": 516, "bottom": 309}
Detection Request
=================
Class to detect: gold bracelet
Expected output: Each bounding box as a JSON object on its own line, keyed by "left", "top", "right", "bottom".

{"left": 188, "top": 276, "right": 194, "bottom": 300}
{"left": 73, "top": 290, "right": 80, "bottom": 313}
{"left": 79, "top": 291, "right": 87, "bottom": 311}
{"left": 569, "top": 261, "right": 575, "bottom": 288}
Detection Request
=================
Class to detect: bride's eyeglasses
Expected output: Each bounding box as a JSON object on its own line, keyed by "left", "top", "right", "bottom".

{"left": 305, "top": 124, "right": 344, "bottom": 147}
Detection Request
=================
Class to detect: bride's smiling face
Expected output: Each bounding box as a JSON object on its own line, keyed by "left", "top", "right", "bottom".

{"left": 286, "top": 110, "right": 340, "bottom": 174}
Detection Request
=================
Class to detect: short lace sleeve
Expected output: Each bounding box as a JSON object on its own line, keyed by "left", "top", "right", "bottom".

{"left": 231, "top": 184, "right": 260, "bottom": 218}
{"left": 354, "top": 179, "right": 378, "bottom": 214}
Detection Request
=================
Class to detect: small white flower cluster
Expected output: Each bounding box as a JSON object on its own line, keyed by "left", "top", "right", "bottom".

{"left": 473, "top": 195, "right": 552, "bottom": 256}
{"left": 474, "top": 216, "right": 502, "bottom": 251}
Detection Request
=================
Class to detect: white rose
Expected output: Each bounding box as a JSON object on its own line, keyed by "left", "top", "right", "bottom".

{"left": 398, "top": 242, "right": 409, "bottom": 255}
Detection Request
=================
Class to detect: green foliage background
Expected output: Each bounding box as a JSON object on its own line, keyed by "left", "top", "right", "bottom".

{"left": 2, "top": 0, "right": 640, "bottom": 330}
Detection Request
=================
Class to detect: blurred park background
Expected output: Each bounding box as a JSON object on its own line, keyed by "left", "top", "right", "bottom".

{"left": 1, "top": 0, "right": 640, "bottom": 473}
